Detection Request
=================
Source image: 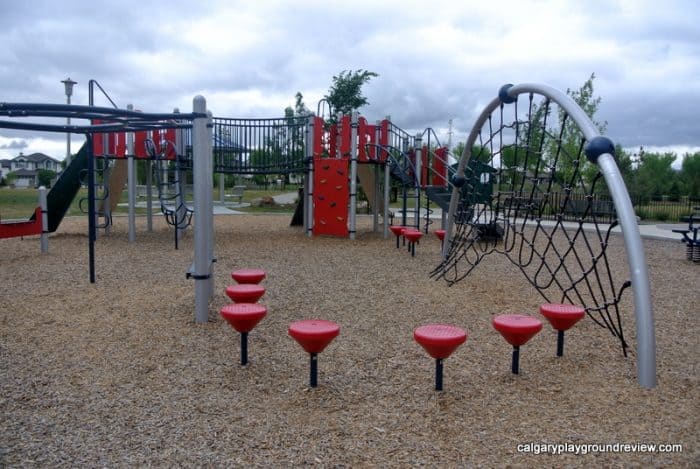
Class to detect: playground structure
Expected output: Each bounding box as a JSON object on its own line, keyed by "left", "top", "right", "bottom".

{"left": 0, "top": 87, "right": 216, "bottom": 326}
{"left": 432, "top": 83, "right": 655, "bottom": 388}
{"left": 0, "top": 81, "right": 656, "bottom": 388}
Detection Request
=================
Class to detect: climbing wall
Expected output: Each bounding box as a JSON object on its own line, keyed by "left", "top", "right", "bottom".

{"left": 313, "top": 157, "right": 349, "bottom": 237}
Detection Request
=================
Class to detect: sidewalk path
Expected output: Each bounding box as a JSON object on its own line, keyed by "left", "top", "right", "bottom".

{"left": 394, "top": 207, "right": 687, "bottom": 242}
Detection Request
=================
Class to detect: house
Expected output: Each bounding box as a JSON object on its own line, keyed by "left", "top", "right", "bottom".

{"left": 5, "top": 152, "right": 62, "bottom": 187}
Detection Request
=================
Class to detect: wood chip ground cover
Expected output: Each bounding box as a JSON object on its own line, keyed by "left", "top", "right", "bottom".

{"left": 1, "top": 215, "right": 697, "bottom": 467}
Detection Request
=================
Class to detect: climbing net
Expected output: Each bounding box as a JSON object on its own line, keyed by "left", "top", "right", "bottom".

{"left": 432, "top": 88, "right": 631, "bottom": 354}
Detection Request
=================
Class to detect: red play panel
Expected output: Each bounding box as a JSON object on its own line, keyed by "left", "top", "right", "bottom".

{"left": 220, "top": 303, "right": 267, "bottom": 333}
{"left": 414, "top": 324, "right": 468, "bottom": 359}
{"left": 225, "top": 284, "right": 265, "bottom": 303}
{"left": 539, "top": 303, "right": 585, "bottom": 331}
{"left": 313, "top": 157, "right": 349, "bottom": 237}
{"left": 492, "top": 314, "right": 543, "bottom": 346}
{"left": 231, "top": 268, "right": 266, "bottom": 284}
{"left": 288, "top": 319, "right": 340, "bottom": 354}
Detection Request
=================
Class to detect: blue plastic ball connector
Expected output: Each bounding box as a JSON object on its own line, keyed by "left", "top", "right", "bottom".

{"left": 498, "top": 84, "right": 516, "bottom": 104}
{"left": 451, "top": 175, "right": 467, "bottom": 188}
{"left": 584, "top": 136, "right": 615, "bottom": 164}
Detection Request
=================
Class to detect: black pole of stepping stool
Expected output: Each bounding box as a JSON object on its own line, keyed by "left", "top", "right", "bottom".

{"left": 309, "top": 352, "right": 318, "bottom": 388}
{"left": 435, "top": 358, "right": 444, "bottom": 391}
{"left": 512, "top": 345, "right": 520, "bottom": 374}
{"left": 411, "top": 242, "right": 416, "bottom": 257}
{"left": 240, "top": 332, "right": 249, "bottom": 365}
{"left": 396, "top": 235, "right": 400, "bottom": 249}
{"left": 556, "top": 330, "right": 565, "bottom": 357}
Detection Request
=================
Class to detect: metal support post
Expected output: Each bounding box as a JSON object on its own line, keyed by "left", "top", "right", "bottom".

{"left": 192, "top": 96, "right": 212, "bottom": 323}
{"left": 414, "top": 133, "right": 422, "bottom": 230}
{"left": 39, "top": 186, "right": 48, "bottom": 253}
{"left": 127, "top": 104, "right": 136, "bottom": 243}
{"left": 305, "top": 115, "right": 315, "bottom": 237}
{"left": 349, "top": 112, "right": 358, "bottom": 239}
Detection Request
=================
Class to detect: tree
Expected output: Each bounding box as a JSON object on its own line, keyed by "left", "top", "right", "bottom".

{"left": 550, "top": 73, "right": 607, "bottom": 190}
{"left": 635, "top": 151, "right": 677, "bottom": 201}
{"left": 324, "top": 69, "right": 379, "bottom": 122}
{"left": 679, "top": 152, "right": 700, "bottom": 199}
{"left": 37, "top": 169, "right": 56, "bottom": 188}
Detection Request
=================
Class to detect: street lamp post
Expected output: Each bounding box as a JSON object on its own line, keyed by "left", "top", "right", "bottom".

{"left": 61, "top": 77, "right": 77, "bottom": 164}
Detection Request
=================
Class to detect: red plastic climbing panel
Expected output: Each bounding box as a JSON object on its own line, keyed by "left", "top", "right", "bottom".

{"left": 432, "top": 147, "right": 448, "bottom": 186}
{"left": 313, "top": 157, "right": 349, "bottom": 237}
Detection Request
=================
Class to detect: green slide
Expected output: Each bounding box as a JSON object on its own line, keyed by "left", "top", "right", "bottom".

{"left": 30, "top": 142, "right": 89, "bottom": 232}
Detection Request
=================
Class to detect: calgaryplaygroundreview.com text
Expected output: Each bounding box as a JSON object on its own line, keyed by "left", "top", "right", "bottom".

{"left": 517, "top": 442, "right": 684, "bottom": 456}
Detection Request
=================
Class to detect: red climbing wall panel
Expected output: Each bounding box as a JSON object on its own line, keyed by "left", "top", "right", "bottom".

{"left": 433, "top": 146, "right": 448, "bottom": 186}
{"left": 312, "top": 116, "right": 325, "bottom": 158}
{"left": 313, "top": 157, "right": 349, "bottom": 237}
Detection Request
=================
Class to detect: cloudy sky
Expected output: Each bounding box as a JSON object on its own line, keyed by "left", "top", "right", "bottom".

{"left": 1, "top": 0, "right": 698, "bottom": 165}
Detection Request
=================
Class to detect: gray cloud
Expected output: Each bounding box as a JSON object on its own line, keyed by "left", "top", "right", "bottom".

{"left": 1, "top": 0, "right": 698, "bottom": 159}
{"left": 0, "top": 139, "right": 28, "bottom": 150}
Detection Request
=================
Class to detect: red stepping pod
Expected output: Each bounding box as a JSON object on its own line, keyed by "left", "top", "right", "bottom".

{"left": 492, "top": 314, "right": 543, "bottom": 374}
{"left": 414, "top": 324, "right": 468, "bottom": 391}
{"left": 403, "top": 229, "right": 423, "bottom": 257}
{"left": 390, "top": 225, "right": 405, "bottom": 249}
{"left": 220, "top": 303, "right": 268, "bottom": 365}
{"left": 435, "top": 229, "right": 446, "bottom": 251}
{"left": 231, "top": 268, "right": 266, "bottom": 284}
{"left": 539, "top": 303, "right": 585, "bottom": 357}
{"left": 225, "top": 284, "right": 265, "bottom": 303}
{"left": 288, "top": 319, "right": 340, "bottom": 387}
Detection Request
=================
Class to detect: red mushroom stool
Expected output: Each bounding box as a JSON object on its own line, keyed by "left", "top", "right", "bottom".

{"left": 288, "top": 319, "right": 340, "bottom": 388}
{"left": 220, "top": 303, "right": 267, "bottom": 365}
{"left": 414, "top": 324, "right": 468, "bottom": 391}
{"left": 231, "top": 268, "right": 266, "bottom": 284}
{"left": 435, "top": 229, "right": 446, "bottom": 249}
{"left": 225, "top": 284, "right": 265, "bottom": 303}
{"left": 390, "top": 225, "right": 406, "bottom": 249}
{"left": 539, "top": 303, "right": 585, "bottom": 357}
{"left": 403, "top": 229, "right": 423, "bottom": 257}
{"left": 492, "top": 314, "right": 543, "bottom": 374}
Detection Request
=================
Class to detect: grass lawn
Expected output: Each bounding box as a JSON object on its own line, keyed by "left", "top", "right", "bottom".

{"left": 0, "top": 186, "right": 296, "bottom": 220}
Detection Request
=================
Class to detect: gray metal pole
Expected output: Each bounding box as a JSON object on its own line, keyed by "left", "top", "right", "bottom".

{"left": 414, "top": 134, "right": 422, "bottom": 229}
{"left": 146, "top": 160, "right": 153, "bottom": 232}
{"left": 305, "top": 115, "right": 314, "bottom": 237}
{"left": 373, "top": 164, "right": 380, "bottom": 232}
{"left": 103, "top": 161, "right": 112, "bottom": 236}
{"left": 598, "top": 152, "right": 657, "bottom": 388}
{"left": 192, "top": 96, "right": 211, "bottom": 323}
{"left": 127, "top": 104, "right": 136, "bottom": 243}
{"left": 173, "top": 108, "right": 187, "bottom": 243}
{"left": 219, "top": 173, "right": 225, "bottom": 204}
{"left": 349, "top": 112, "right": 358, "bottom": 240}
{"left": 39, "top": 186, "right": 48, "bottom": 253}
{"left": 383, "top": 147, "right": 390, "bottom": 239}
{"left": 206, "top": 111, "right": 215, "bottom": 299}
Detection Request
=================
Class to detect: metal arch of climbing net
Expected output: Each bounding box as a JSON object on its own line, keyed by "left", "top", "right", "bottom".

{"left": 431, "top": 83, "right": 656, "bottom": 388}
